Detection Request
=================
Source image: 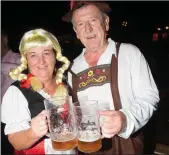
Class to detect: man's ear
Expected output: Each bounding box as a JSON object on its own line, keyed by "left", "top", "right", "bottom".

{"left": 105, "top": 15, "right": 110, "bottom": 32}
{"left": 73, "top": 26, "right": 79, "bottom": 39}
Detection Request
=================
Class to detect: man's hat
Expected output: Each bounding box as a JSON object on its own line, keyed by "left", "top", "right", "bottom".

{"left": 62, "top": 1, "right": 112, "bottom": 22}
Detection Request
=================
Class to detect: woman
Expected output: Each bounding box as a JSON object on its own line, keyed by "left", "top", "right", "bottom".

{"left": 1, "top": 29, "right": 75, "bottom": 154}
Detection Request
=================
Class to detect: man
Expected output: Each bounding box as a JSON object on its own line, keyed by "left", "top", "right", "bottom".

{"left": 62, "top": 1, "right": 159, "bottom": 154}
{"left": 1, "top": 30, "right": 21, "bottom": 100}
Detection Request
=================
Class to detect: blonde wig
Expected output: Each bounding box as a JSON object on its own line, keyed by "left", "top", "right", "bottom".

{"left": 9, "top": 29, "right": 70, "bottom": 96}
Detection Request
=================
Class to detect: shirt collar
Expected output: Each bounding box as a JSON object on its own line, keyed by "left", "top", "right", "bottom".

{"left": 80, "top": 38, "right": 116, "bottom": 64}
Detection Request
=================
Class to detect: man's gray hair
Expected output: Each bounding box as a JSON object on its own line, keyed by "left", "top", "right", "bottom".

{"left": 71, "top": 4, "right": 109, "bottom": 28}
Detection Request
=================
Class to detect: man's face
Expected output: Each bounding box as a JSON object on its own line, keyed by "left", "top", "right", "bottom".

{"left": 72, "top": 5, "right": 109, "bottom": 53}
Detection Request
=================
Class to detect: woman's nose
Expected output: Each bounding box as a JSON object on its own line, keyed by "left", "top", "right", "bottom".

{"left": 39, "top": 55, "right": 46, "bottom": 64}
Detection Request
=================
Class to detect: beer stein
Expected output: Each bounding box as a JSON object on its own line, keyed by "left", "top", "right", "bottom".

{"left": 74, "top": 100, "right": 102, "bottom": 153}
{"left": 44, "top": 96, "right": 77, "bottom": 151}
{"left": 97, "top": 100, "right": 110, "bottom": 126}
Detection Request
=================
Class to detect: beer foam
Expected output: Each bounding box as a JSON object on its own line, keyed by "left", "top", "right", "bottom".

{"left": 78, "top": 131, "right": 100, "bottom": 142}
{"left": 51, "top": 132, "right": 76, "bottom": 142}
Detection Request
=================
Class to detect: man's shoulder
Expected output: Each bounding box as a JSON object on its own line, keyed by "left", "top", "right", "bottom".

{"left": 119, "top": 42, "right": 142, "bottom": 55}
{"left": 120, "top": 42, "right": 138, "bottom": 49}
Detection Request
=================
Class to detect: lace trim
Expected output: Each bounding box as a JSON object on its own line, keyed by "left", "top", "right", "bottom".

{"left": 37, "top": 89, "right": 52, "bottom": 100}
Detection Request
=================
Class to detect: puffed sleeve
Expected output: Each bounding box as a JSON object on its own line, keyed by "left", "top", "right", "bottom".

{"left": 1, "top": 86, "right": 31, "bottom": 135}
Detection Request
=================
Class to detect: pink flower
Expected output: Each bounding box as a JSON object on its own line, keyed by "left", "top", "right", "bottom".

{"left": 82, "top": 73, "right": 87, "bottom": 80}
{"left": 95, "top": 69, "right": 102, "bottom": 74}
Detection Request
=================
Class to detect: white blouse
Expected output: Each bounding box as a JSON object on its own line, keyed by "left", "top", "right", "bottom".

{"left": 1, "top": 86, "right": 75, "bottom": 154}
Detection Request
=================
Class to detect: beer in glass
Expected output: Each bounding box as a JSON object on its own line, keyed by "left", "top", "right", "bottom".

{"left": 74, "top": 100, "right": 102, "bottom": 153}
{"left": 44, "top": 96, "right": 77, "bottom": 151}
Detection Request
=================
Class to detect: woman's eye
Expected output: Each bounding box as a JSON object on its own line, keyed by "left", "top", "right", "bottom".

{"left": 30, "top": 54, "right": 36, "bottom": 58}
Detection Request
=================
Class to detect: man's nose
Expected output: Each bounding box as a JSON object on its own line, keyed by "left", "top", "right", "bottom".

{"left": 85, "top": 22, "right": 93, "bottom": 32}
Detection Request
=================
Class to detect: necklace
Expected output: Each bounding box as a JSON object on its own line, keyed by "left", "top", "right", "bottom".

{"left": 42, "top": 79, "right": 57, "bottom": 96}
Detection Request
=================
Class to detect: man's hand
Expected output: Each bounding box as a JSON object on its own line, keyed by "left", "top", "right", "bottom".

{"left": 99, "top": 110, "right": 127, "bottom": 138}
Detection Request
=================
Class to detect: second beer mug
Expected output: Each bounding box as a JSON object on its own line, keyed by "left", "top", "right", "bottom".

{"left": 74, "top": 100, "right": 102, "bottom": 153}
{"left": 44, "top": 96, "right": 77, "bottom": 151}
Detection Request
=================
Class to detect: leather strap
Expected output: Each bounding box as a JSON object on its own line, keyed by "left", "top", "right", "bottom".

{"left": 111, "top": 42, "right": 122, "bottom": 110}
{"left": 69, "top": 68, "right": 79, "bottom": 103}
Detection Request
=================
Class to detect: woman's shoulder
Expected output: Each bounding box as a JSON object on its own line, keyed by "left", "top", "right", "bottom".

{"left": 11, "top": 80, "right": 20, "bottom": 87}
{"left": 2, "top": 84, "right": 24, "bottom": 101}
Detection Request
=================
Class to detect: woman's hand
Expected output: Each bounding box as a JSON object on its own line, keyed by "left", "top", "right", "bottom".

{"left": 30, "top": 110, "right": 48, "bottom": 138}
{"left": 99, "top": 110, "right": 127, "bottom": 138}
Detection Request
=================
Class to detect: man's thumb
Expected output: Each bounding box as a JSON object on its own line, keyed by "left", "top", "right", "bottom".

{"left": 99, "top": 110, "right": 116, "bottom": 116}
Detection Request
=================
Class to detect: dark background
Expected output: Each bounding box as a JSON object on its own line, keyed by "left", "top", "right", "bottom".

{"left": 2, "top": 1, "right": 169, "bottom": 58}
{"left": 1, "top": 1, "right": 169, "bottom": 154}
{"left": 2, "top": 1, "right": 169, "bottom": 88}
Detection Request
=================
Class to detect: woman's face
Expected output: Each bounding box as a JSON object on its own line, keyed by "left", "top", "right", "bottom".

{"left": 26, "top": 46, "right": 56, "bottom": 80}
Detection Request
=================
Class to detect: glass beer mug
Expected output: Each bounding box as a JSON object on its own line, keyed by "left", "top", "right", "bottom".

{"left": 44, "top": 96, "right": 77, "bottom": 151}
{"left": 74, "top": 100, "right": 102, "bottom": 153}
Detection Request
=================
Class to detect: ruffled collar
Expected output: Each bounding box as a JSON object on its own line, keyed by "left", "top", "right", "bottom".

{"left": 37, "top": 89, "right": 52, "bottom": 100}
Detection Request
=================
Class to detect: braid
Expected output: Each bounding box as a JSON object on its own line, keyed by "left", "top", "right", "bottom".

{"left": 46, "top": 32, "right": 70, "bottom": 84}
{"left": 9, "top": 55, "right": 27, "bottom": 81}
{"left": 47, "top": 33, "right": 70, "bottom": 97}
{"left": 56, "top": 55, "right": 70, "bottom": 84}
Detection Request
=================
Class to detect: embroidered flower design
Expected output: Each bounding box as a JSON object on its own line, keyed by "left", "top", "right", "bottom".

{"left": 20, "top": 73, "right": 34, "bottom": 89}
{"left": 95, "top": 68, "right": 102, "bottom": 74}
{"left": 82, "top": 73, "right": 87, "bottom": 80}
{"left": 88, "top": 70, "right": 93, "bottom": 77}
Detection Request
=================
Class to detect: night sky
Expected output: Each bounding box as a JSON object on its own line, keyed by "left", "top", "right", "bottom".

{"left": 2, "top": 1, "right": 169, "bottom": 55}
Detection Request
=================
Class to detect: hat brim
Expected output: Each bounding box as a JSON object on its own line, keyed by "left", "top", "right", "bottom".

{"left": 62, "top": 2, "right": 111, "bottom": 22}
